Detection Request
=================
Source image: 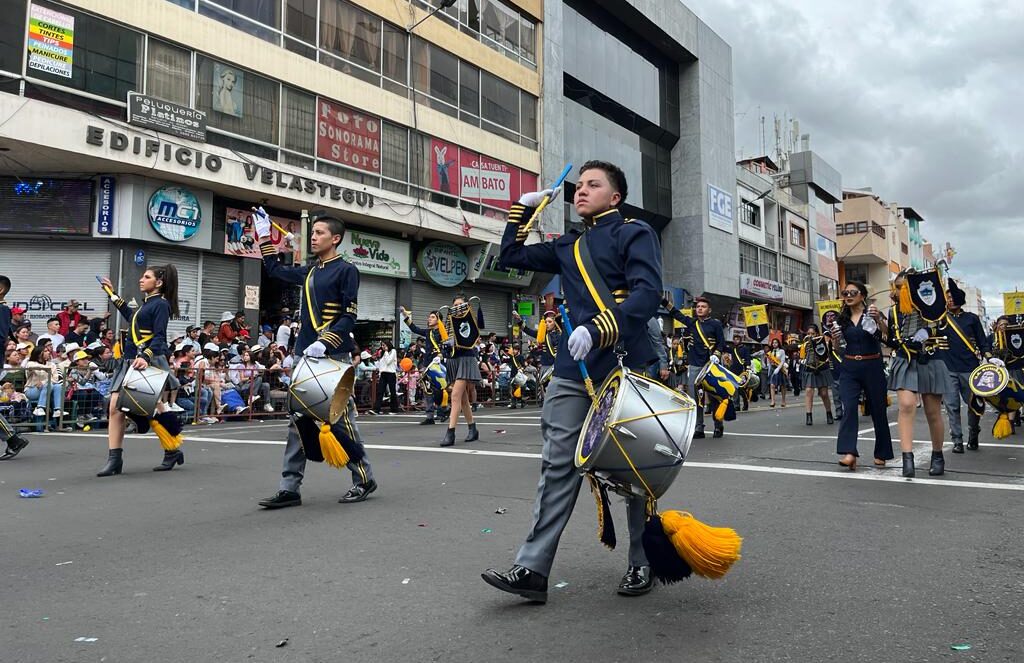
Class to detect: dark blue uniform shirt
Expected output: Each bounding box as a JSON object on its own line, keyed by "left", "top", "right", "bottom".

{"left": 523, "top": 322, "right": 560, "bottom": 366}
{"left": 666, "top": 308, "right": 725, "bottom": 366}
{"left": 840, "top": 313, "right": 882, "bottom": 356}
{"left": 937, "top": 310, "right": 989, "bottom": 374}
{"left": 261, "top": 242, "right": 358, "bottom": 355}
{"left": 111, "top": 292, "right": 170, "bottom": 361}
{"left": 500, "top": 206, "right": 662, "bottom": 383}
{"left": 0, "top": 302, "right": 10, "bottom": 345}
{"left": 406, "top": 319, "right": 443, "bottom": 366}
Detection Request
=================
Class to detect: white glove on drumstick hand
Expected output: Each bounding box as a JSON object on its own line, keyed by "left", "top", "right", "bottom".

{"left": 252, "top": 206, "right": 272, "bottom": 239}
{"left": 304, "top": 341, "right": 326, "bottom": 358}
{"left": 568, "top": 326, "right": 593, "bottom": 361}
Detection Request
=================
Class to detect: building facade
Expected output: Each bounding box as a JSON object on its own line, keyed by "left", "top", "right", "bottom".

{"left": 0, "top": 0, "right": 544, "bottom": 341}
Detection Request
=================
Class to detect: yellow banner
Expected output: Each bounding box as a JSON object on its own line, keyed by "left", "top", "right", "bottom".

{"left": 742, "top": 304, "right": 767, "bottom": 328}
{"left": 1004, "top": 292, "right": 1024, "bottom": 316}
{"left": 816, "top": 299, "right": 842, "bottom": 320}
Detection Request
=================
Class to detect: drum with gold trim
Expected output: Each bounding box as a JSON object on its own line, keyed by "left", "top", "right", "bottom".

{"left": 576, "top": 366, "right": 697, "bottom": 498}
{"left": 119, "top": 365, "right": 170, "bottom": 418}
{"left": 288, "top": 356, "right": 355, "bottom": 423}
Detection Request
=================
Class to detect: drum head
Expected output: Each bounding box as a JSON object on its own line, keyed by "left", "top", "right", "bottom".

{"left": 970, "top": 363, "right": 1008, "bottom": 398}
{"left": 288, "top": 357, "right": 356, "bottom": 424}
{"left": 120, "top": 365, "right": 170, "bottom": 418}
{"left": 577, "top": 368, "right": 624, "bottom": 468}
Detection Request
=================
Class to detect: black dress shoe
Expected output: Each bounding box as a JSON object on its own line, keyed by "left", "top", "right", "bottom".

{"left": 339, "top": 480, "right": 377, "bottom": 503}
{"left": 617, "top": 565, "right": 653, "bottom": 596}
{"left": 693, "top": 430, "right": 705, "bottom": 439}
{"left": 0, "top": 434, "right": 30, "bottom": 460}
{"left": 465, "top": 422, "right": 479, "bottom": 442}
{"left": 259, "top": 490, "right": 301, "bottom": 509}
{"left": 440, "top": 428, "right": 456, "bottom": 447}
{"left": 419, "top": 417, "right": 435, "bottom": 425}
{"left": 152, "top": 449, "right": 184, "bottom": 471}
{"left": 929, "top": 451, "right": 945, "bottom": 476}
{"left": 952, "top": 441, "right": 965, "bottom": 454}
{"left": 712, "top": 424, "right": 724, "bottom": 439}
{"left": 967, "top": 431, "right": 979, "bottom": 451}
{"left": 481, "top": 565, "right": 548, "bottom": 603}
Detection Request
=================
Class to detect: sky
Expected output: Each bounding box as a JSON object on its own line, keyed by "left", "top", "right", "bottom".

{"left": 685, "top": 0, "right": 1024, "bottom": 316}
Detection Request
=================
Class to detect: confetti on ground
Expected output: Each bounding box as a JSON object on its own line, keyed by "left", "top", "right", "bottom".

{"left": 494, "top": 429, "right": 507, "bottom": 434}
{"left": 276, "top": 638, "right": 289, "bottom": 648}
{"left": 950, "top": 644, "right": 972, "bottom": 651}
{"left": 18, "top": 489, "right": 44, "bottom": 498}
{"left": 495, "top": 508, "right": 507, "bottom": 514}
{"left": 554, "top": 582, "right": 569, "bottom": 589}
{"left": 74, "top": 637, "right": 98, "bottom": 643}
{"left": 481, "top": 528, "right": 493, "bottom": 534}
{"left": 402, "top": 578, "right": 410, "bottom": 584}
{"left": 55, "top": 561, "right": 73, "bottom": 566}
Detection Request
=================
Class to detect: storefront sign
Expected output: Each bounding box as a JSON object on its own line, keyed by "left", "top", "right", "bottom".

{"left": 339, "top": 230, "right": 410, "bottom": 279}
{"left": 96, "top": 175, "right": 115, "bottom": 235}
{"left": 147, "top": 185, "right": 202, "bottom": 242}
{"left": 740, "top": 273, "right": 784, "bottom": 303}
{"left": 708, "top": 183, "right": 734, "bottom": 233}
{"left": 240, "top": 164, "right": 375, "bottom": 207}
{"left": 28, "top": 4, "right": 74, "bottom": 79}
{"left": 224, "top": 207, "right": 302, "bottom": 262}
{"left": 127, "top": 93, "right": 207, "bottom": 142}
{"left": 316, "top": 98, "right": 381, "bottom": 173}
{"left": 428, "top": 138, "right": 538, "bottom": 211}
{"left": 417, "top": 241, "right": 468, "bottom": 288}
{"left": 244, "top": 285, "right": 260, "bottom": 309}
{"left": 517, "top": 300, "right": 535, "bottom": 317}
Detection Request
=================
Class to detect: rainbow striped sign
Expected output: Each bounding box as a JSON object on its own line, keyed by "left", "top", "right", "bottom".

{"left": 28, "top": 4, "right": 75, "bottom": 79}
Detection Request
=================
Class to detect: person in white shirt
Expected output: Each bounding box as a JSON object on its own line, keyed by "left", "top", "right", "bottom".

{"left": 36, "top": 317, "right": 65, "bottom": 352}
{"left": 257, "top": 324, "right": 274, "bottom": 349}
{"left": 276, "top": 316, "right": 292, "bottom": 350}
{"left": 229, "top": 348, "right": 273, "bottom": 412}
{"left": 371, "top": 340, "right": 399, "bottom": 414}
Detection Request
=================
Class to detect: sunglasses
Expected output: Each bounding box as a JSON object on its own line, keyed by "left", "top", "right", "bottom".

{"left": 841, "top": 290, "right": 861, "bottom": 297}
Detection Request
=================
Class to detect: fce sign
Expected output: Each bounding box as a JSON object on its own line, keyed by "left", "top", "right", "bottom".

{"left": 708, "top": 183, "right": 734, "bottom": 233}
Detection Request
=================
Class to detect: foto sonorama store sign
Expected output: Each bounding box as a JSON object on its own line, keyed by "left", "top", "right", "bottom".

{"left": 85, "top": 125, "right": 374, "bottom": 207}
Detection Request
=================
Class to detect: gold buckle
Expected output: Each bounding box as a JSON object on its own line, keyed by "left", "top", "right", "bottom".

{"left": 853, "top": 354, "right": 863, "bottom": 360}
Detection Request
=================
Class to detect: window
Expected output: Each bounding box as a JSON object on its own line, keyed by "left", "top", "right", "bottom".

{"left": 382, "top": 24, "right": 408, "bottom": 92}
{"left": 871, "top": 221, "right": 886, "bottom": 238}
{"left": 844, "top": 263, "right": 868, "bottom": 285}
{"left": 520, "top": 92, "right": 537, "bottom": 144}
{"left": 739, "top": 241, "right": 778, "bottom": 281}
{"left": 412, "top": 38, "right": 458, "bottom": 115}
{"left": 482, "top": 0, "right": 520, "bottom": 54}
{"left": 781, "top": 256, "right": 811, "bottom": 291}
{"left": 284, "top": 0, "right": 317, "bottom": 57}
{"left": 816, "top": 234, "right": 836, "bottom": 259}
{"left": 818, "top": 277, "right": 837, "bottom": 300}
{"left": 381, "top": 122, "right": 409, "bottom": 185}
{"left": 901, "top": 242, "right": 909, "bottom": 255}
{"left": 195, "top": 56, "right": 279, "bottom": 144}
{"left": 415, "top": 0, "right": 535, "bottom": 67}
{"left": 320, "top": 0, "right": 381, "bottom": 83}
{"left": 739, "top": 242, "right": 759, "bottom": 275}
{"left": 0, "top": 0, "right": 26, "bottom": 74}
{"left": 281, "top": 86, "right": 315, "bottom": 154}
{"left": 199, "top": 0, "right": 279, "bottom": 42}
{"left": 740, "top": 201, "right": 760, "bottom": 228}
{"left": 856, "top": 221, "right": 868, "bottom": 233}
{"left": 759, "top": 247, "right": 778, "bottom": 282}
{"left": 789, "top": 224, "right": 806, "bottom": 248}
{"left": 203, "top": 0, "right": 280, "bottom": 27}
{"left": 481, "top": 71, "right": 519, "bottom": 139}
{"left": 146, "top": 40, "right": 191, "bottom": 105}
{"left": 519, "top": 13, "right": 536, "bottom": 62}
{"left": 28, "top": 4, "right": 142, "bottom": 102}
{"left": 459, "top": 61, "right": 479, "bottom": 119}
{"left": 835, "top": 225, "right": 844, "bottom": 236}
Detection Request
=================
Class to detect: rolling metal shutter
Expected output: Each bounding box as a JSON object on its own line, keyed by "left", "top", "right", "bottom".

{"left": 199, "top": 253, "right": 242, "bottom": 326}
{"left": 0, "top": 239, "right": 111, "bottom": 329}
{"left": 409, "top": 281, "right": 510, "bottom": 336}
{"left": 357, "top": 274, "right": 397, "bottom": 322}
{"left": 145, "top": 247, "right": 199, "bottom": 339}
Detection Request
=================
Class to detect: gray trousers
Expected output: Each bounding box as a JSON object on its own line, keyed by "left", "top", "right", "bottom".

{"left": 279, "top": 394, "right": 374, "bottom": 493}
{"left": 686, "top": 365, "right": 722, "bottom": 432}
{"left": 945, "top": 370, "right": 980, "bottom": 442}
{"left": 515, "top": 377, "right": 648, "bottom": 577}
{"left": 0, "top": 413, "right": 20, "bottom": 444}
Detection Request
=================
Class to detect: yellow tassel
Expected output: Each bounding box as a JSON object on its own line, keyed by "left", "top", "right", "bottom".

{"left": 150, "top": 419, "right": 183, "bottom": 451}
{"left": 886, "top": 394, "right": 893, "bottom": 407}
{"left": 319, "top": 423, "right": 351, "bottom": 469}
{"left": 442, "top": 390, "right": 449, "bottom": 407}
{"left": 113, "top": 342, "right": 122, "bottom": 360}
{"left": 513, "top": 385, "right": 522, "bottom": 398}
{"left": 715, "top": 399, "right": 728, "bottom": 421}
{"left": 899, "top": 281, "right": 913, "bottom": 315}
{"left": 993, "top": 413, "right": 1013, "bottom": 440}
{"left": 438, "top": 322, "right": 449, "bottom": 342}
{"left": 660, "top": 510, "right": 742, "bottom": 579}
{"left": 536, "top": 319, "right": 547, "bottom": 344}
{"left": 676, "top": 344, "right": 683, "bottom": 359}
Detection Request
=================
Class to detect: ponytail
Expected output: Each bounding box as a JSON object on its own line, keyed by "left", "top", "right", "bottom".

{"left": 152, "top": 264, "right": 180, "bottom": 317}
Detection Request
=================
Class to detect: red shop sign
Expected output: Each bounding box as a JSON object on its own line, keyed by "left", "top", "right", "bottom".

{"left": 316, "top": 98, "right": 381, "bottom": 174}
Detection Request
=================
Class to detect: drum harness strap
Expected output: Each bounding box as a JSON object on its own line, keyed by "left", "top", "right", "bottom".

{"left": 574, "top": 231, "right": 685, "bottom": 518}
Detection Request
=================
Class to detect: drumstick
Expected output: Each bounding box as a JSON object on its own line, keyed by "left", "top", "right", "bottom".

{"left": 522, "top": 164, "right": 573, "bottom": 234}
{"left": 96, "top": 275, "right": 115, "bottom": 298}
{"left": 559, "top": 304, "right": 595, "bottom": 401}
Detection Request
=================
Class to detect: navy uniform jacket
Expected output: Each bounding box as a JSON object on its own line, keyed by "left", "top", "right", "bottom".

{"left": 665, "top": 307, "right": 725, "bottom": 366}
{"left": 937, "top": 310, "right": 989, "bottom": 374}
{"left": 523, "top": 322, "right": 560, "bottom": 366}
{"left": 261, "top": 242, "right": 357, "bottom": 355}
{"left": 0, "top": 301, "right": 10, "bottom": 345}
{"left": 111, "top": 292, "right": 170, "bottom": 361}
{"left": 500, "top": 206, "right": 662, "bottom": 383}
{"left": 405, "top": 318, "right": 443, "bottom": 366}
{"left": 731, "top": 344, "right": 750, "bottom": 370}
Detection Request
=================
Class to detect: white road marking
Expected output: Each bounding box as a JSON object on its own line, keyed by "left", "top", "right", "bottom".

{"left": 42, "top": 432, "right": 1024, "bottom": 492}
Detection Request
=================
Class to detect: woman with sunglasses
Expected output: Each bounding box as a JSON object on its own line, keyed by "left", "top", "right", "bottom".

{"left": 830, "top": 282, "right": 892, "bottom": 470}
{"left": 886, "top": 272, "right": 947, "bottom": 477}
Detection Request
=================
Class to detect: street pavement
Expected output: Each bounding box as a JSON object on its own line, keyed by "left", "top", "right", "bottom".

{"left": 3, "top": 399, "right": 1024, "bottom": 662}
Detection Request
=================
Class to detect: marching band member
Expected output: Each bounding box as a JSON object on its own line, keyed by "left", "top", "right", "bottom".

{"left": 483, "top": 161, "right": 662, "bottom": 602}
{"left": 831, "top": 281, "right": 893, "bottom": 470}
{"left": 253, "top": 208, "right": 377, "bottom": 509}
{"left": 96, "top": 267, "right": 185, "bottom": 476}
{"left": 518, "top": 308, "right": 560, "bottom": 395}
{"left": 401, "top": 306, "right": 445, "bottom": 425}
{"left": 439, "top": 295, "right": 483, "bottom": 446}
{"left": 937, "top": 279, "right": 990, "bottom": 453}
{"left": 766, "top": 338, "right": 788, "bottom": 408}
{"left": 0, "top": 274, "right": 30, "bottom": 460}
{"left": 887, "top": 273, "right": 948, "bottom": 477}
{"left": 992, "top": 315, "right": 1024, "bottom": 429}
{"left": 822, "top": 311, "right": 844, "bottom": 420}
{"left": 800, "top": 325, "right": 835, "bottom": 425}
{"left": 664, "top": 297, "right": 726, "bottom": 438}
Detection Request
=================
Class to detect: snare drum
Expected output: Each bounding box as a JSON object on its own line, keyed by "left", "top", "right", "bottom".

{"left": 288, "top": 356, "right": 355, "bottom": 424}
{"left": 576, "top": 366, "right": 697, "bottom": 498}
{"left": 119, "top": 365, "right": 170, "bottom": 418}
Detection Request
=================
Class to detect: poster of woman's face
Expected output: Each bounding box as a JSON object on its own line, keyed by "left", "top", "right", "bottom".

{"left": 213, "top": 63, "right": 243, "bottom": 118}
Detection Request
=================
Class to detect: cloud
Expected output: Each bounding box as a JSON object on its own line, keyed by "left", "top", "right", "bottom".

{"left": 688, "top": 0, "right": 1024, "bottom": 315}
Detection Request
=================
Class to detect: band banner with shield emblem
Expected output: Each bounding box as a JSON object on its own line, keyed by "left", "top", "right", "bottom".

{"left": 742, "top": 304, "right": 769, "bottom": 342}
{"left": 906, "top": 271, "right": 947, "bottom": 322}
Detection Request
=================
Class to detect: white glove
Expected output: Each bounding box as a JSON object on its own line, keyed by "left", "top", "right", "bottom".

{"left": 912, "top": 329, "right": 929, "bottom": 343}
{"left": 517, "top": 189, "right": 554, "bottom": 208}
{"left": 303, "top": 341, "right": 326, "bottom": 358}
{"left": 989, "top": 357, "right": 1006, "bottom": 368}
{"left": 252, "top": 206, "right": 272, "bottom": 239}
{"left": 709, "top": 354, "right": 720, "bottom": 365}
{"left": 567, "top": 326, "right": 593, "bottom": 361}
